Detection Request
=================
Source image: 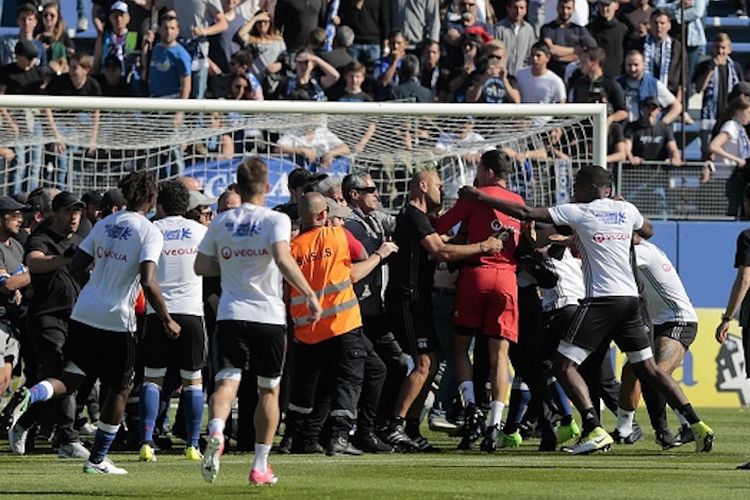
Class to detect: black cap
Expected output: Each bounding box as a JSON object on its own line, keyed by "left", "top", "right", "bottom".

{"left": 81, "top": 190, "right": 104, "bottom": 206}
{"left": 15, "top": 39, "right": 39, "bottom": 59}
{"left": 0, "top": 196, "right": 28, "bottom": 213}
{"left": 103, "top": 54, "right": 121, "bottom": 69}
{"left": 101, "top": 188, "right": 127, "bottom": 210}
{"left": 288, "top": 168, "right": 328, "bottom": 191}
{"left": 640, "top": 95, "right": 661, "bottom": 108}
{"left": 27, "top": 189, "right": 53, "bottom": 214}
{"left": 52, "top": 192, "right": 85, "bottom": 211}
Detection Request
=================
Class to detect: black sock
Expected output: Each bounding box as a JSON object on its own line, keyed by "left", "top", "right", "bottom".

{"left": 561, "top": 414, "right": 573, "bottom": 426}
{"left": 677, "top": 404, "right": 700, "bottom": 425}
{"left": 391, "top": 416, "right": 405, "bottom": 429}
{"left": 405, "top": 418, "right": 420, "bottom": 437}
{"left": 581, "top": 407, "right": 601, "bottom": 434}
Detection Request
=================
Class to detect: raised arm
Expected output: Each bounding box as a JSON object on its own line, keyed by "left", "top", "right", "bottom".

{"left": 458, "top": 186, "right": 553, "bottom": 222}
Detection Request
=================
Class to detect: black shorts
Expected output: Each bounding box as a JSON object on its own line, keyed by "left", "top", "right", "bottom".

{"left": 64, "top": 319, "right": 136, "bottom": 390}
{"left": 28, "top": 312, "right": 69, "bottom": 378}
{"left": 653, "top": 322, "right": 698, "bottom": 349}
{"left": 386, "top": 297, "right": 438, "bottom": 356}
{"left": 564, "top": 296, "right": 651, "bottom": 354}
{"left": 216, "top": 320, "right": 286, "bottom": 378}
{"left": 541, "top": 305, "right": 578, "bottom": 364}
{"left": 142, "top": 314, "right": 207, "bottom": 372}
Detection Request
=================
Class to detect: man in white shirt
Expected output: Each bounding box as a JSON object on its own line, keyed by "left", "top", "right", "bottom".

{"left": 514, "top": 42, "right": 566, "bottom": 103}
{"left": 7, "top": 171, "right": 179, "bottom": 475}
{"left": 137, "top": 180, "right": 209, "bottom": 464}
{"left": 194, "top": 158, "right": 321, "bottom": 486}
{"left": 458, "top": 164, "right": 714, "bottom": 455}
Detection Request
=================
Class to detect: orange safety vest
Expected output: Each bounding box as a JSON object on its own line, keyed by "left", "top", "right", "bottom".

{"left": 289, "top": 225, "right": 362, "bottom": 344}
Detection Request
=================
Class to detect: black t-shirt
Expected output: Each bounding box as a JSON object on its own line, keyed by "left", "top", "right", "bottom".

{"left": 734, "top": 229, "right": 750, "bottom": 326}
{"left": 609, "top": 121, "right": 625, "bottom": 154}
{"left": 386, "top": 204, "right": 436, "bottom": 301}
{"left": 345, "top": 210, "right": 385, "bottom": 315}
{"left": 337, "top": 91, "right": 373, "bottom": 102}
{"left": 0, "top": 64, "right": 46, "bottom": 94}
{"left": 571, "top": 75, "right": 627, "bottom": 115}
{"left": 45, "top": 75, "right": 102, "bottom": 96}
{"left": 25, "top": 226, "right": 82, "bottom": 316}
{"left": 624, "top": 119, "right": 675, "bottom": 161}
{"left": 480, "top": 75, "right": 518, "bottom": 103}
{"left": 96, "top": 74, "right": 134, "bottom": 97}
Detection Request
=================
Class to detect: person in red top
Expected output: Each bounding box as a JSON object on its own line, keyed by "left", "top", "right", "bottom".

{"left": 434, "top": 149, "right": 523, "bottom": 451}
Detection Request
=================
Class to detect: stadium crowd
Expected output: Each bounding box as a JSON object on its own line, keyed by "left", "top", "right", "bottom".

{"left": 1, "top": 0, "right": 750, "bottom": 216}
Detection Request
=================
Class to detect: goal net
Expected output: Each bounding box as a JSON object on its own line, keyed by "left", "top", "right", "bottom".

{"left": 0, "top": 97, "right": 606, "bottom": 211}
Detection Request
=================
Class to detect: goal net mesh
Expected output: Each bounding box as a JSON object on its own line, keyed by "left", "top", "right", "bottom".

{"left": 0, "top": 105, "right": 595, "bottom": 210}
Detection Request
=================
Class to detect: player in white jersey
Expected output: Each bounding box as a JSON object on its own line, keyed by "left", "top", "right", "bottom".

{"left": 459, "top": 165, "right": 714, "bottom": 455}
{"left": 7, "top": 171, "right": 180, "bottom": 475}
{"left": 195, "top": 158, "right": 321, "bottom": 487}
{"left": 138, "top": 180, "right": 209, "bottom": 463}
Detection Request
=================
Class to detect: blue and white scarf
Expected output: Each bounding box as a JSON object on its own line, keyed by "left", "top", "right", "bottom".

{"left": 323, "top": 0, "right": 340, "bottom": 52}
{"left": 643, "top": 34, "right": 672, "bottom": 87}
{"left": 700, "top": 57, "right": 740, "bottom": 130}
{"left": 737, "top": 119, "right": 750, "bottom": 159}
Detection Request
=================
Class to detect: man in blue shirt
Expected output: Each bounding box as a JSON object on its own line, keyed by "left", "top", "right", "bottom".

{"left": 148, "top": 13, "right": 191, "bottom": 98}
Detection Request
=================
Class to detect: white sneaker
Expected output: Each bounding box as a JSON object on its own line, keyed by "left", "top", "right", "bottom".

{"left": 59, "top": 441, "right": 91, "bottom": 459}
{"left": 83, "top": 458, "right": 128, "bottom": 475}
{"left": 9, "top": 423, "right": 29, "bottom": 455}
{"left": 79, "top": 422, "right": 98, "bottom": 436}
{"left": 201, "top": 434, "right": 224, "bottom": 483}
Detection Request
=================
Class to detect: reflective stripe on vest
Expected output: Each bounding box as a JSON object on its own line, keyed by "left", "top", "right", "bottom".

{"left": 292, "top": 297, "right": 360, "bottom": 326}
{"left": 289, "top": 280, "right": 353, "bottom": 306}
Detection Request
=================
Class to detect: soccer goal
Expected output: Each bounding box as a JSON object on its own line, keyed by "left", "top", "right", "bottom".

{"left": 0, "top": 96, "right": 606, "bottom": 210}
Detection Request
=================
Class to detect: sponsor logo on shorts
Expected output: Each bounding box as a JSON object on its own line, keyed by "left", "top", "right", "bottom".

{"left": 96, "top": 246, "right": 128, "bottom": 261}
{"left": 220, "top": 246, "right": 269, "bottom": 259}
{"left": 592, "top": 232, "right": 629, "bottom": 244}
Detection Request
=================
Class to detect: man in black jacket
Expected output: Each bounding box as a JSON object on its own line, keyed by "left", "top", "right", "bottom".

{"left": 388, "top": 54, "right": 434, "bottom": 102}
{"left": 587, "top": 0, "right": 628, "bottom": 78}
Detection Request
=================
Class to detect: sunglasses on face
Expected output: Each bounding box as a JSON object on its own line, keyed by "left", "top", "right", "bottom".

{"left": 355, "top": 186, "right": 378, "bottom": 194}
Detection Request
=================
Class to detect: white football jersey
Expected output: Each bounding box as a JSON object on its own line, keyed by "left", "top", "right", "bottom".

{"left": 198, "top": 203, "right": 290, "bottom": 325}
{"left": 540, "top": 247, "right": 585, "bottom": 312}
{"left": 549, "top": 198, "right": 644, "bottom": 298}
{"left": 635, "top": 240, "right": 698, "bottom": 324}
{"left": 73, "top": 211, "right": 163, "bottom": 332}
{"left": 148, "top": 216, "right": 207, "bottom": 316}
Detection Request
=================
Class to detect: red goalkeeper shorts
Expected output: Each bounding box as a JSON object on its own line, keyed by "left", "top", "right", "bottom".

{"left": 453, "top": 265, "right": 518, "bottom": 342}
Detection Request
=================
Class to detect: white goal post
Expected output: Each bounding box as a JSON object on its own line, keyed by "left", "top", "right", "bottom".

{"left": 0, "top": 96, "right": 607, "bottom": 210}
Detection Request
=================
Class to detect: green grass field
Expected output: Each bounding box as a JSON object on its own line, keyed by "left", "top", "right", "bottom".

{"left": 2, "top": 408, "right": 750, "bottom": 499}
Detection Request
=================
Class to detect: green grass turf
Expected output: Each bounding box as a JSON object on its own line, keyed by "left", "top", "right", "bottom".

{"left": 2, "top": 408, "right": 750, "bottom": 499}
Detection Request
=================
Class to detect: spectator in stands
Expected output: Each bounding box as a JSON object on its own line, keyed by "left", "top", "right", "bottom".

{"left": 235, "top": 10, "right": 287, "bottom": 80}
{"left": 0, "top": 3, "right": 47, "bottom": 68}
{"left": 208, "top": 0, "right": 249, "bottom": 75}
{"left": 563, "top": 33, "right": 596, "bottom": 87}
{"left": 338, "top": 0, "right": 390, "bottom": 66}
{"left": 635, "top": 9, "right": 682, "bottom": 98}
{"left": 587, "top": 0, "right": 628, "bottom": 78}
{"left": 97, "top": 54, "right": 136, "bottom": 96}
{"left": 494, "top": 0, "right": 536, "bottom": 76}
{"left": 275, "top": 0, "right": 327, "bottom": 52}
{"left": 695, "top": 33, "right": 744, "bottom": 156}
{"left": 617, "top": 49, "right": 681, "bottom": 124}
{"left": 283, "top": 48, "right": 340, "bottom": 101}
{"left": 155, "top": 0, "right": 228, "bottom": 99}
{"left": 321, "top": 26, "right": 356, "bottom": 100}
{"left": 37, "top": 1, "right": 75, "bottom": 75}
{"left": 709, "top": 95, "right": 750, "bottom": 216}
{"left": 277, "top": 120, "right": 351, "bottom": 170}
{"left": 390, "top": 54, "right": 435, "bottom": 102}
{"left": 655, "top": 0, "right": 706, "bottom": 96}
{"left": 147, "top": 14, "right": 192, "bottom": 99}
{"left": 569, "top": 47, "right": 628, "bottom": 125}
{"left": 420, "top": 40, "right": 449, "bottom": 101}
{"left": 590, "top": 90, "right": 628, "bottom": 165}
{"left": 473, "top": 40, "right": 520, "bottom": 103}
{"left": 215, "top": 71, "right": 264, "bottom": 158}
{"left": 541, "top": 0, "right": 588, "bottom": 78}
{"left": 339, "top": 61, "right": 373, "bottom": 102}
{"left": 373, "top": 30, "right": 407, "bottom": 101}
{"left": 619, "top": 0, "right": 654, "bottom": 48}
{"left": 515, "top": 42, "right": 566, "bottom": 103}
{"left": 390, "top": 0, "right": 440, "bottom": 49}
{"left": 448, "top": 33, "right": 486, "bottom": 102}
{"left": 93, "top": 2, "right": 141, "bottom": 76}
{"left": 625, "top": 96, "right": 681, "bottom": 166}
{"left": 92, "top": 0, "right": 151, "bottom": 36}
{"left": 442, "top": 0, "right": 493, "bottom": 71}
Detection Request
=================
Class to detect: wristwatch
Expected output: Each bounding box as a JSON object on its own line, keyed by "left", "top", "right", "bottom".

{"left": 721, "top": 313, "right": 733, "bottom": 322}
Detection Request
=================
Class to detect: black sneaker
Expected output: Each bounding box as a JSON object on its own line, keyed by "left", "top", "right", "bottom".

{"left": 408, "top": 433, "right": 440, "bottom": 453}
{"left": 610, "top": 422, "right": 644, "bottom": 444}
{"left": 352, "top": 432, "right": 394, "bottom": 453}
{"left": 678, "top": 424, "right": 695, "bottom": 445}
{"left": 655, "top": 429, "right": 682, "bottom": 450}
{"left": 326, "top": 436, "right": 363, "bottom": 456}
{"left": 278, "top": 433, "right": 293, "bottom": 454}
{"left": 480, "top": 424, "right": 500, "bottom": 453}
{"left": 457, "top": 404, "right": 485, "bottom": 450}
{"left": 736, "top": 461, "right": 750, "bottom": 470}
{"left": 383, "top": 423, "right": 418, "bottom": 452}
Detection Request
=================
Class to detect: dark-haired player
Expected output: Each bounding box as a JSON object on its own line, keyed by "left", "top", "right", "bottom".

{"left": 434, "top": 150, "right": 523, "bottom": 451}
{"left": 459, "top": 165, "right": 715, "bottom": 454}
{"left": 7, "top": 171, "right": 180, "bottom": 474}
{"left": 138, "top": 180, "right": 208, "bottom": 463}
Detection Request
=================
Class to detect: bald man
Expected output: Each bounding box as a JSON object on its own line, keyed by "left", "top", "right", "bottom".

{"left": 382, "top": 170, "right": 503, "bottom": 452}
{"left": 285, "top": 193, "right": 398, "bottom": 456}
{"left": 178, "top": 176, "right": 202, "bottom": 192}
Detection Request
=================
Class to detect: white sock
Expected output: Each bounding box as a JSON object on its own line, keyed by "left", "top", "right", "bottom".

{"left": 253, "top": 443, "right": 271, "bottom": 473}
{"left": 674, "top": 409, "right": 689, "bottom": 427}
{"left": 208, "top": 418, "right": 225, "bottom": 437}
{"left": 489, "top": 401, "right": 505, "bottom": 428}
{"left": 615, "top": 408, "right": 635, "bottom": 435}
{"left": 459, "top": 381, "right": 475, "bottom": 407}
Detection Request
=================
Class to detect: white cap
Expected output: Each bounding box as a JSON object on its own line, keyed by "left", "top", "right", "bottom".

{"left": 111, "top": 1, "right": 129, "bottom": 14}
{"left": 187, "top": 191, "right": 217, "bottom": 211}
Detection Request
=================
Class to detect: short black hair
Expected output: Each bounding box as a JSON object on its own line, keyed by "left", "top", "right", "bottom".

{"left": 480, "top": 150, "right": 513, "bottom": 179}
{"left": 531, "top": 41, "right": 551, "bottom": 58}
{"left": 400, "top": 54, "right": 420, "bottom": 80}
{"left": 119, "top": 170, "right": 158, "bottom": 209}
{"left": 575, "top": 165, "right": 612, "bottom": 187}
{"left": 158, "top": 179, "right": 190, "bottom": 216}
